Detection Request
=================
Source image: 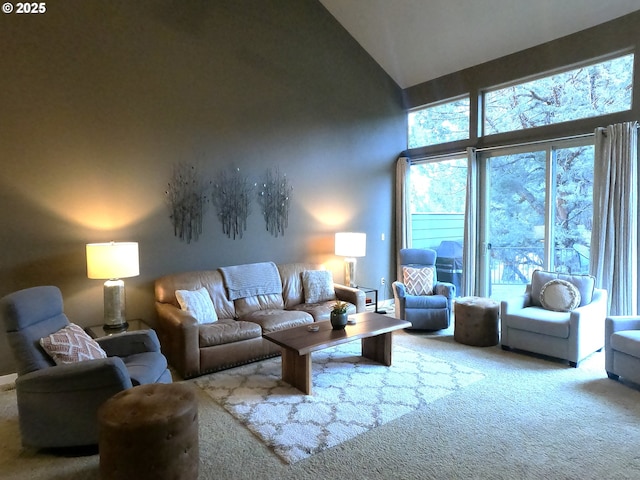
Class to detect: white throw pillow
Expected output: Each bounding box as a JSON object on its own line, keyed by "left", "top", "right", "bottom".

{"left": 403, "top": 266, "right": 435, "bottom": 296}
{"left": 40, "top": 323, "right": 107, "bottom": 365}
{"left": 302, "top": 270, "right": 336, "bottom": 304}
{"left": 540, "top": 279, "right": 581, "bottom": 312}
{"left": 175, "top": 287, "right": 218, "bottom": 324}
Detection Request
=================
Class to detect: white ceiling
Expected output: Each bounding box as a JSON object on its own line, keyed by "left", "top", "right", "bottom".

{"left": 319, "top": 0, "right": 640, "bottom": 89}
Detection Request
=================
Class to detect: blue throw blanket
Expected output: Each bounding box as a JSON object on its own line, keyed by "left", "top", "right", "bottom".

{"left": 219, "top": 262, "right": 282, "bottom": 301}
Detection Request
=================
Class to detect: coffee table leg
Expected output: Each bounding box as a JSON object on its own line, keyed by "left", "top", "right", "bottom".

{"left": 281, "top": 348, "right": 312, "bottom": 395}
{"left": 362, "top": 332, "right": 392, "bottom": 366}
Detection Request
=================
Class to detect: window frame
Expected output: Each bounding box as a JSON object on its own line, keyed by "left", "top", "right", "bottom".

{"left": 480, "top": 50, "right": 635, "bottom": 137}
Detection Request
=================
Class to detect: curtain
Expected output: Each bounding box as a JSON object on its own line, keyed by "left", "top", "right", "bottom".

{"left": 462, "top": 147, "right": 478, "bottom": 297}
{"left": 590, "top": 121, "right": 638, "bottom": 316}
{"left": 395, "top": 156, "right": 411, "bottom": 281}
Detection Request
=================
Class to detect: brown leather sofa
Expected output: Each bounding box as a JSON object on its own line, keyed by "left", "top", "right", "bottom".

{"left": 155, "top": 262, "right": 365, "bottom": 379}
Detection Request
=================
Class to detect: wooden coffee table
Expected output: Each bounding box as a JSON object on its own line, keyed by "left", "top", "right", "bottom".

{"left": 263, "top": 312, "right": 411, "bottom": 394}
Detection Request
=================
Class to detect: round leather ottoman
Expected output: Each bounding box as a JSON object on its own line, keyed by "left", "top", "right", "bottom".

{"left": 454, "top": 296, "right": 500, "bottom": 347}
{"left": 98, "top": 383, "right": 199, "bottom": 480}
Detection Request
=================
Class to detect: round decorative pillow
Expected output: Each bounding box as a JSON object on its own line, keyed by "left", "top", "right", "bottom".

{"left": 539, "top": 279, "right": 581, "bottom": 312}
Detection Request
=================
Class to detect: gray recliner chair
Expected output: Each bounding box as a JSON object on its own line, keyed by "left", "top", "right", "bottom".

{"left": 1, "top": 285, "right": 172, "bottom": 449}
{"left": 392, "top": 248, "right": 455, "bottom": 330}
{"left": 605, "top": 316, "right": 640, "bottom": 386}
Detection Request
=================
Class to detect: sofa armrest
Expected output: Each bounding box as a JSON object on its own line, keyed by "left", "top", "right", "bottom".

{"left": 16, "top": 356, "right": 132, "bottom": 393}
{"left": 97, "top": 329, "right": 162, "bottom": 357}
{"left": 500, "top": 292, "right": 531, "bottom": 317}
{"left": 155, "top": 302, "right": 200, "bottom": 379}
{"left": 569, "top": 288, "right": 608, "bottom": 328}
{"left": 606, "top": 315, "right": 640, "bottom": 336}
{"left": 434, "top": 281, "right": 455, "bottom": 308}
{"left": 392, "top": 281, "right": 406, "bottom": 299}
{"left": 392, "top": 281, "right": 406, "bottom": 319}
{"left": 334, "top": 284, "right": 366, "bottom": 312}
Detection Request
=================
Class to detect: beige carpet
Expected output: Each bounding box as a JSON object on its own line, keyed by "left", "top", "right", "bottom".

{"left": 1, "top": 327, "right": 640, "bottom": 479}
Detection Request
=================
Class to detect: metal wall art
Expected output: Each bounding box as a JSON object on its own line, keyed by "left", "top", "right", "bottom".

{"left": 258, "top": 167, "right": 292, "bottom": 237}
{"left": 165, "top": 163, "right": 210, "bottom": 244}
{"left": 212, "top": 167, "right": 254, "bottom": 239}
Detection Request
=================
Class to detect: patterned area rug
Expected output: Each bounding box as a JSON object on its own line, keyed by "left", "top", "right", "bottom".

{"left": 195, "top": 342, "right": 484, "bottom": 464}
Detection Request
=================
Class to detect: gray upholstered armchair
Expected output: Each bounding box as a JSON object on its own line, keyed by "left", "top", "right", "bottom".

{"left": 1, "top": 286, "right": 172, "bottom": 449}
{"left": 500, "top": 270, "right": 607, "bottom": 367}
{"left": 392, "top": 248, "right": 455, "bottom": 330}
{"left": 605, "top": 316, "right": 640, "bottom": 386}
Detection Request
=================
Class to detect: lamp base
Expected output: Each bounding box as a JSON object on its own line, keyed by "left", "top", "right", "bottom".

{"left": 344, "top": 257, "right": 357, "bottom": 288}
{"left": 103, "top": 321, "right": 129, "bottom": 331}
{"left": 103, "top": 279, "right": 127, "bottom": 330}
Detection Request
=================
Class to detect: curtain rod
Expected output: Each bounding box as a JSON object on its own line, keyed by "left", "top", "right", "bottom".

{"left": 410, "top": 125, "right": 639, "bottom": 162}
{"left": 476, "top": 123, "right": 639, "bottom": 151}
{"left": 475, "top": 132, "right": 594, "bottom": 153}
{"left": 410, "top": 132, "right": 595, "bottom": 163}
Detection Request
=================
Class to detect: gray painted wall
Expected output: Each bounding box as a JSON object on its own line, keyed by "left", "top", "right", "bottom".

{"left": 0, "top": 0, "right": 405, "bottom": 374}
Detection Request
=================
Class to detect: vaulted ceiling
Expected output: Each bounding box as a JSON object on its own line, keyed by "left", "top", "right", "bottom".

{"left": 319, "top": 0, "right": 640, "bottom": 88}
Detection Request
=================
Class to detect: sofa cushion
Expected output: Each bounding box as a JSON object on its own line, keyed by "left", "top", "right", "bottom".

{"left": 39, "top": 323, "right": 107, "bottom": 365}
{"left": 403, "top": 266, "right": 435, "bottom": 296}
{"left": 504, "top": 306, "right": 570, "bottom": 338}
{"left": 610, "top": 330, "right": 640, "bottom": 357}
{"left": 531, "top": 270, "right": 595, "bottom": 307}
{"left": 405, "top": 294, "right": 447, "bottom": 309}
{"left": 198, "top": 320, "right": 262, "bottom": 348}
{"left": 175, "top": 287, "right": 218, "bottom": 324}
{"left": 540, "top": 279, "right": 581, "bottom": 312}
{"left": 240, "top": 309, "right": 313, "bottom": 334}
{"left": 302, "top": 270, "right": 336, "bottom": 304}
{"left": 234, "top": 293, "right": 285, "bottom": 318}
{"left": 278, "top": 263, "right": 321, "bottom": 308}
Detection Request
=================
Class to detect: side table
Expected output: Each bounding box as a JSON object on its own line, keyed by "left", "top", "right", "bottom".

{"left": 86, "top": 319, "right": 151, "bottom": 339}
{"left": 357, "top": 286, "right": 379, "bottom": 312}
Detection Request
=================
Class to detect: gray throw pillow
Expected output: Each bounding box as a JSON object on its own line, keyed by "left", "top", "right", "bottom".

{"left": 302, "top": 270, "right": 336, "bottom": 304}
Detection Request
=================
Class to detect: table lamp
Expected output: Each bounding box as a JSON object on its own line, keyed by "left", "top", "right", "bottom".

{"left": 86, "top": 241, "right": 139, "bottom": 330}
{"left": 335, "top": 232, "right": 366, "bottom": 287}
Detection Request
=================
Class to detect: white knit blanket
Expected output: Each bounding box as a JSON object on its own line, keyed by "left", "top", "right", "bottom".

{"left": 219, "top": 262, "right": 282, "bottom": 300}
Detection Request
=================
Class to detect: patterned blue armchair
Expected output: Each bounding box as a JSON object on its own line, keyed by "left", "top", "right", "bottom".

{"left": 392, "top": 248, "right": 455, "bottom": 330}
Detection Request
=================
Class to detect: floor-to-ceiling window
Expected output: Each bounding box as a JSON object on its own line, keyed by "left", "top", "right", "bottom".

{"left": 406, "top": 50, "right": 632, "bottom": 299}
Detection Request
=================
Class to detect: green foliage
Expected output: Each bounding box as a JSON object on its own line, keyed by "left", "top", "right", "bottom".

{"left": 331, "top": 301, "right": 348, "bottom": 314}
{"left": 408, "top": 97, "right": 470, "bottom": 148}
{"left": 410, "top": 158, "right": 466, "bottom": 214}
{"left": 485, "top": 54, "right": 633, "bottom": 135}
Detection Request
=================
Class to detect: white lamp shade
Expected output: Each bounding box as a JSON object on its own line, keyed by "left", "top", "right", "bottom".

{"left": 86, "top": 242, "right": 140, "bottom": 280}
{"left": 335, "top": 232, "right": 366, "bottom": 257}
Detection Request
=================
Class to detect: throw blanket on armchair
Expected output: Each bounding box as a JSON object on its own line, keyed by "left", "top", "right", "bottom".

{"left": 219, "top": 262, "right": 283, "bottom": 300}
